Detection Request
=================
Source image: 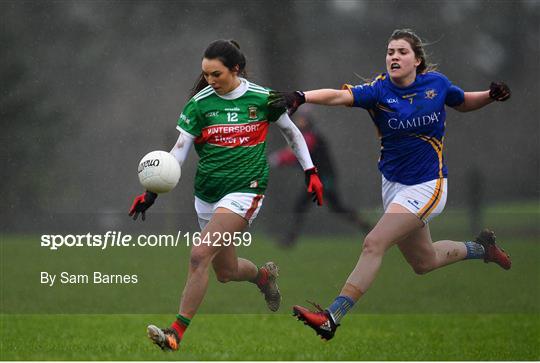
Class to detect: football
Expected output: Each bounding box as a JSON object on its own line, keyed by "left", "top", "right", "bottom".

{"left": 137, "top": 150, "right": 181, "bottom": 193}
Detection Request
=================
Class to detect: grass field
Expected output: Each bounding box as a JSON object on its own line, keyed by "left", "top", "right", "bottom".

{"left": 1, "top": 204, "right": 539, "bottom": 360}
{"left": 2, "top": 314, "right": 538, "bottom": 360}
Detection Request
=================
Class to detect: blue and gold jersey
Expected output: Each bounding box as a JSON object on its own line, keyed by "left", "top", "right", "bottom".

{"left": 345, "top": 71, "right": 464, "bottom": 185}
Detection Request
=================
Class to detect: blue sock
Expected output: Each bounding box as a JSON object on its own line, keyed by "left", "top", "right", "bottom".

{"left": 464, "top": 241, "right": 485, "bottom": 259}
{"left": 327, "top": 295, "right": 355, "bottom": 324}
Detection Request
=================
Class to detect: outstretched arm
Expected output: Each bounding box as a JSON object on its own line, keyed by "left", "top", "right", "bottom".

{"left": 453, "top": 82, "right": 511, "bottom": 112}
{"left": 453, "top": 91, "right": 493, "bottom": 112}
{"left": 304, "top": 89, "right": 354, "bottom": 106}
{"left": 269, "top": 89, "right": 353, "bottom": 115}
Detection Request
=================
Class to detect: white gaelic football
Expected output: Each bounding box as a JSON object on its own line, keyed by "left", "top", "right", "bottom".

{"left": 137, "top": 151, "right": 181, "bottom": 193}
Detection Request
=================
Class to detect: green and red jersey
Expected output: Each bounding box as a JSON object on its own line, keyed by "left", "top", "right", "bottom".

{"left": 177, "top": 79, "right": 285, "bottom": 203}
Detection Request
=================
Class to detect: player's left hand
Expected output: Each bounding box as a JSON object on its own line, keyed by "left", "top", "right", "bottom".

{"left": 305, "top": 167, "right": 323, "bottom": 206}
{"left": 268, "top": 91, "right": 306, "bottom": 115}
{"left": 489, "top": 82, "right": 511, "bottom": 101}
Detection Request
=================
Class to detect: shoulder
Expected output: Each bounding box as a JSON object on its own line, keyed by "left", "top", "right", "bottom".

{"left": 355, "top": 73, "right": 387, "bottom": 89}
{"left": 421, "top": 71, "right": 450, "bottom": 84}
{"left": 245, "top": 81, "right": 273, "bottom": 109}
{"left": 416, "top": 72, "right": 456, "bottom": 94}
{"left": 370, "top": 73, "right": 388, "bottom": 87}
{"left": 365, "top": 73, "right": 388, "bottom": 96}
{"left": 191, "top": 85, "right": 215, "bottom": 103}
{"left": 346, "top": 73, "right": 387, "bottom": 92}
{"left": 246, "top": 81, "right": 270, "bottom": 95}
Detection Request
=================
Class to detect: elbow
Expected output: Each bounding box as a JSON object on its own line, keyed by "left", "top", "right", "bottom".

{"left": 335, "top": 90, "right": 353, "bottom": 106}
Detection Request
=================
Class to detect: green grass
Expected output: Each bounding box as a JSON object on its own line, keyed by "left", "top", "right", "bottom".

{"left": 1, "top": 203, "right": 539, "bottom": 360}
{"left": 2, "top": 314, "right": 539, "bottom": 360}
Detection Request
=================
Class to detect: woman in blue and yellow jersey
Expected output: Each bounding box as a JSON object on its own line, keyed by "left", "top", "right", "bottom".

{"left": 269, "top": 29, "right": 512, "bottom": 340}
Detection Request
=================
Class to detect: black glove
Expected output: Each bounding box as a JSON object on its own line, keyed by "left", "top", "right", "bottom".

{"left": 489, "top": 82, "right": 511, "bottom": 102}
{"left": 268, "top": 91, "right": 306, "bottom": 115}
{"left": 128, "top": 191, "right": 157, "bottom": 221}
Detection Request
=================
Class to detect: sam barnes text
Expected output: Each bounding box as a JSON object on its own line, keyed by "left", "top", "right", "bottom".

{"left": 40, "top": 271, "right": 138, "bottom": 286}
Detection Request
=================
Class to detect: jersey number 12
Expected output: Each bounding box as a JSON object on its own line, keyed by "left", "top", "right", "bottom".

{"left": 227, "top": 112, "right": 238, "bottom": 122}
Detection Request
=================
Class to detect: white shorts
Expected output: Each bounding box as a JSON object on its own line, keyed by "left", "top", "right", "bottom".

{"left": 194, "top": 192, "right": 264, "bottom": 230}
{"left": 382, "top": 176, "right": 447, "bottom": 224}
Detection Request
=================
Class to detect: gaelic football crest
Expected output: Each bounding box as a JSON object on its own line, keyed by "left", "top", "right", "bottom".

{"left": 425, "top": 89, "right": 437, "bottom": 99}
{"left": 248, "top": 106, "right": 258, "bottom": 120}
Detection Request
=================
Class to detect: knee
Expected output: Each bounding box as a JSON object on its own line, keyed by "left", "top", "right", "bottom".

{"left": 411, "top": 261, "right": 434, "bottom": 275}
{"left": 189, "top": 250, "right": 212, "bottom": 272}
{"left": 362, "top": 234, "right": 386, "bottom": 256}
{"left": 215, "top": 269, "right": 234, "bottom": 283}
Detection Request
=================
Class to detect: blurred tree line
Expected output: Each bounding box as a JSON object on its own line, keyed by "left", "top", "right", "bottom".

{"left": 1, "top": 0, "right": 538, "bottom": 232}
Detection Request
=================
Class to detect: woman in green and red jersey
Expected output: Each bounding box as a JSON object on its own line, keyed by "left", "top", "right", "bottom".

{"left": 129, "top": 40, "right": 323, "bottom": 351}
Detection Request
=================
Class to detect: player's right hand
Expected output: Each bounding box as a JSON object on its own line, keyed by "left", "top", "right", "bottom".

{"left": 268, "top": 91, "right": 306, "bottom": 115}
{"left": 489, "top": 82, "right": 511, "bottom": 101}
{"left": 129, "top": 191, "right": 158, "bottom": 221}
